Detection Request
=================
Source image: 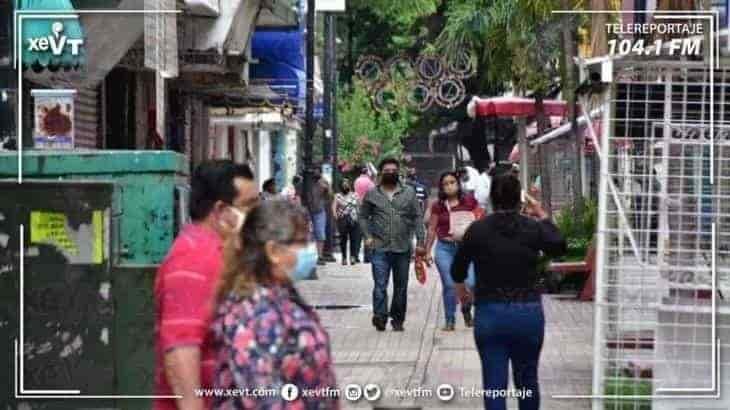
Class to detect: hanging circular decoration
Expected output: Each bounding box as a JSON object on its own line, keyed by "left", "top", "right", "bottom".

{"left": 447, "top": 50, "right": 476, "bottom": 79}
{"left": 406, "top": 81, "right": 433, "bottom": 112}
{"left": 355, "top": 55, "right": 385, "bottom": 84}
{"left": 373, "top": 82, "right": 401, "bottom": 112}
{"left": 386, "top": 54, "right": 416, "bottom": 80}
{"left": 416, "top": 54, "right": 444, "bottom": 82}
{"left": 435, "top": 77, "right": 466, "bottom": 109}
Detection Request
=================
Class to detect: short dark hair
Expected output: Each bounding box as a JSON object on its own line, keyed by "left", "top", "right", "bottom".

{"left": 262, "top": 178, "right": 276, "bottom": 192}
{"left": 189, "top": 160, "right": 254, "bottom": 221}
{"left": 378, "top": 157, "right": 400, "bottom": 171}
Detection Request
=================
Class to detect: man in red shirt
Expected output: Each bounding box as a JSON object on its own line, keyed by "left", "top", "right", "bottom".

{"left": 154, "top": 160, "right": 258, "bottom": 410}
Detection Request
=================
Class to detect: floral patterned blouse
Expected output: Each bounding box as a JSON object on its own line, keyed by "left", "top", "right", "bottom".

{"left": 211, "top": 284, "right": 339, "bottom": 410}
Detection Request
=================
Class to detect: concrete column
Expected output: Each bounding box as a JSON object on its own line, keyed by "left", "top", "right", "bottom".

{"left": 257, "top": 129, "right": 272, "bottom": 189}
{"left": 285, "top": 128, "right": 299, "bottom": 184}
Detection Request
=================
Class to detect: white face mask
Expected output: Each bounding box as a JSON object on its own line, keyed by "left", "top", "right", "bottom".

{"left": 219, "top": 206, "right": 247, "bottom": 233}
{"left": 229, "top": 207, "right": 246, "bottom": 231}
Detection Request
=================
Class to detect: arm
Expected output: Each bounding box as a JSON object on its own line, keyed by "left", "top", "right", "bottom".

{"left": 538, "top": 218, "right": 567, "bottom": 257}
{"left": 331, "top": 195, "right": 338, "bottom": 219}
{"left": 413, "top": 196, "right": 426, "bottom": 247}
{"left": 358, "top": 192, "right": 372, "bottom": 243}
{"left": 425, "top": 202, "right": 439, "bottom": 259}
{"left": 157, "top": 267, "right": 212, "bottom": 410}
{"left": 164, "top": 347, "right": 204, "bottom": 410}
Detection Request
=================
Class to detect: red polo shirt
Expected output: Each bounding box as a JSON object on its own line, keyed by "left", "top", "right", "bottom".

{"left": 153, "top": 223, "right": 223, "bottom": 410}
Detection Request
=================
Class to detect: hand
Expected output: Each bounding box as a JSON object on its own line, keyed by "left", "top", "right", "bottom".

{"left": 455, "top": 283, "right": 472, "bottom": 305}
{"left": 365, "top": 238, "right": 374, "bottom": 248}
{"left": 523, "top": 194, "right": 548, "bottom": 220}
{"left": 424, "top": 252, "right": 433, "bottom": 267}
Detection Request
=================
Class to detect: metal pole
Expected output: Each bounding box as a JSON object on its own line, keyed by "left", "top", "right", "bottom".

{"left": 328, "top": 13, "right": 338, "bottom": 190}
{"left": 323, "top": 13, "right": 332, "bottom": 166}
{"left": 303, "top": 0, "right": 315, "bottom": 209}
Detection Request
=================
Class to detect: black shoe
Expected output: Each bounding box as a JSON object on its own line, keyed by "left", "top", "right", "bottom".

{"left": 351, "top": 258, "right": 360, "bottom": 265}
{"left": 391, "top": 322, "right": 405, "bottom": 332}
{"left": 323, "top": 254, "right": 337, "bottom": 262}
{"left": 372, "top": 316, "right": 386, "bottom": 331}
{"left": 463, "top": 309, "right": 474, "bottom": 328}
{"left": 317, "top": 258, "right": 326, "bottom": 266}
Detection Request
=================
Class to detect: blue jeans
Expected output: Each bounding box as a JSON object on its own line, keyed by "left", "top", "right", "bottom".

{"left": 310, "top": 209, "right": 327, "bottom": 241}
{"left": 474, "top": 300, "right": 544, "bottom": 410}
{"left": 370, "top": 249, "right": 410, "bottom": 324}
{"left": 434, "top": 240, "right": 475, "bottom": 325}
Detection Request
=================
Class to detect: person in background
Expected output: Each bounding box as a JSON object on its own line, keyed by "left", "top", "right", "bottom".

{"left": 153, "top": 160, "right": 258, "bottom": 410}
{"left": 451, "top": 172, "right": 566, "bottom": 410}
{"left": 307, "top": 169, "right": 332, "bottom": 265}
{"left": 405, "top": 167, "right": 428, "bottom": 216}
{"left": 333, "top": 178, "right": 360, "bottom": 265}
{"left": 281, "top": 175, "right": 302, "bottom": 206}
{"left": 212, "top": 200, "right": 339, "bottom": 410}
{"left": 354, "top": 167, "right": 375, "bottom": 263}
{"left": 321, "top": 174, "right": 338, "bottom": 264}
{"left": 425, "top": 171, "right": 481, "bottom": 331}
{"left": 359, "top": 158, "right": 426, "bottom": 332}
{"left": 354, "top": 166, "right": 376, "bottom": 201}
{"left": 261, "top": 178, "right": 278, "bottom": 201}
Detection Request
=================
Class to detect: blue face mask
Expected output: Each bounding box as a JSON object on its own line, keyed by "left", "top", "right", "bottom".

{"left": 290, "top": 244, "right": 318, "bottom": 281}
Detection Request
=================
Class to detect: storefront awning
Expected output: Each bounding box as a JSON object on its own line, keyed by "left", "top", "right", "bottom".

{"left": 467, "top": 96, "right": 569, "bottom": 119}
{"left": 250, "top": 28, "right": 323, "bottom": 119}
{"left": 19, "top": 0, "right": 86, "bottom": 71}
{"left": 209, "top": 107, "right": 301, "bottom": 130}
{"left": 23, "top": 0, "right": 147, "bottom": 88}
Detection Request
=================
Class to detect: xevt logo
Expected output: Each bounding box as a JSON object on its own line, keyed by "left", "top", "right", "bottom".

{"left": 27, "top": 21, "right": 84, "bottom": 56}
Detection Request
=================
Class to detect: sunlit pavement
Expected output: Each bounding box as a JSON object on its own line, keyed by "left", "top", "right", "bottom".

{"left": 296, "top": 254, "right": 594, "bottom": 410}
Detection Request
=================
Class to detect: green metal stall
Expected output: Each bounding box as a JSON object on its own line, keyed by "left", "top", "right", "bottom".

{"left": 0, "top": 150, "right": 189, "bottom": 410}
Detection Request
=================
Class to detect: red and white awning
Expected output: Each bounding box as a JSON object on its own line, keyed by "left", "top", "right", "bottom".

{"left": 467, "top": 96, "right": 569, "bottom": 118}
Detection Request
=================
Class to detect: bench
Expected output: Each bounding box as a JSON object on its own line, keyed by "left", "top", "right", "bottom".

{"left": 548, "top": 239, "right": 596, "bottom": 301}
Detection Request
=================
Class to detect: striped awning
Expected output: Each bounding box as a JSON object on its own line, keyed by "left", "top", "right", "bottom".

{"left": 18, "top": 0, "right": 86, "bottom": 71}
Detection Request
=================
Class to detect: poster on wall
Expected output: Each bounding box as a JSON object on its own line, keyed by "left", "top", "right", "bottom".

{"left": 31, "top": 89, "right": 77, "bottom": 150}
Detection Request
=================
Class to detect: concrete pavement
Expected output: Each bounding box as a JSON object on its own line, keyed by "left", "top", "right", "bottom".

{"left": 297, "top": 256, "right": 594, "bottom": 410}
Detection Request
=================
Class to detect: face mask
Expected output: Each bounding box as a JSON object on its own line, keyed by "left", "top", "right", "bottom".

{"left": 219, "top": 206, "right": 246, "bottom": 233}
{"left": 381, "top": 172, "right": 398, "bottom": 185}
{"left": 290, "top": 244, "right": 318, "bottom": 281}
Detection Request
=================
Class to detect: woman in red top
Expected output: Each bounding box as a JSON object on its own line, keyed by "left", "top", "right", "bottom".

{"left": 426, "top": 171, "right": 483, "bottom": 331}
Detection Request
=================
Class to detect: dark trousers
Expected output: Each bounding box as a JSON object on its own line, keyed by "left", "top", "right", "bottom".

{"left": 337, "top": 219, "right": 360, "bottom": 261}
{"left": 370, "top": 249, "right": 410, "bottom": 324}
{"left": 474, "top": 300, "right": 544, "bottom": 410}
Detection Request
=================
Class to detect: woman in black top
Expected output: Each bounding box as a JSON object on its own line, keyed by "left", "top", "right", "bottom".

{"left": 451, "top": 173, "right": 566, "bottom": 410}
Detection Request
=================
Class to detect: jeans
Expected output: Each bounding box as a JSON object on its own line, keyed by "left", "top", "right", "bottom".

{"left": 311, "top": 209, "right": 327, "bottom": 242}
{"left": 337, "top": 218, "right": 361, "bottom": 261}
{"left": 474, "top": 300, "right": 544, "bottom": 410}
{"left": 370, "top": 249, "right": 411, "bottom": 324}
{"left": 434, "top": 240, "right": 475, "bottom": 325}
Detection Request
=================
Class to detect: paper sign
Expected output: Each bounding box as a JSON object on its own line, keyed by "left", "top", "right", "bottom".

{"left": 30, "top": 211, "right": 79, "bottom": 255}
{"left": 31, "top": 89, "right": 77, "bottom": 149}
{"left": 92, "top": 210, "right": 103, "bottom": 264}
{"left": 316, "top": 0, "right": 345, "bottom": 11}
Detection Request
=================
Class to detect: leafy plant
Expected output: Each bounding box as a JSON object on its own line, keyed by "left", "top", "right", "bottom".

{"left": 555, "top": 198, "right": 598, "bottom": 261}
{"left": 336, "top": 80, "right": 417, "bottom": 168}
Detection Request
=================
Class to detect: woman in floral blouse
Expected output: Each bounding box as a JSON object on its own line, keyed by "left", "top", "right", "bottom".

{"left": 212, "top": 200, "right": 339, "bottom": 409}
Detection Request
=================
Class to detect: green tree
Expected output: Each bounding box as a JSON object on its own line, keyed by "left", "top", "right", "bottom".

{"left": 434, "top": 0, "right": 569, "bottom": 214}
{"left": 336, "top": 80, "right": 415, "bottom": 167}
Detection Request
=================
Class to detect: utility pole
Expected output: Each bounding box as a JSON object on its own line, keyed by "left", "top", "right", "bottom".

{"left": 303, "top": 0, "right": 315, "bottom": 209}
{"left": 323, "top": 12, "right": 336, "bottom": 254}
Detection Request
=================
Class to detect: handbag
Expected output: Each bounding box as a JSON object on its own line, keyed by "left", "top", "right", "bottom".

{"left": 446, "top": 200, "right": 477, "bottom": 242}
